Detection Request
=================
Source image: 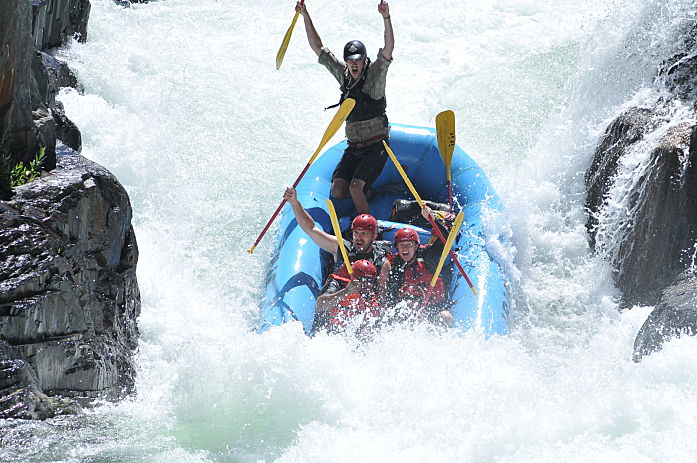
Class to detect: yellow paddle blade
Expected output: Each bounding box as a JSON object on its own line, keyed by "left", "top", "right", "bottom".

{"left": 308, "top": 98, "right": 355, "bottom": 165}
{"left": 326, "top": 199, "right": 353, "bottom": 275}
{"left": 430, "top": 211, "right": 465, "bottom": 288}
{"left": 436, "top": 110, "right": 455, "bottom": 180}
{"left": 383, "top": 140, "right": 424, "bottom": 207}
{"left": 276, "top": 10, "right": 301, "bottom": 70}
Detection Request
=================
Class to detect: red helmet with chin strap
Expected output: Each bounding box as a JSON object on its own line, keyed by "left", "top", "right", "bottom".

{"left": 394, "top": 227, "right": 420, "bottom": 245}
{"left": 352, "top": 214, "right": 377, "bottom": 232}
{"left": 352, "top": 259, "right": 377, "bottom": 280}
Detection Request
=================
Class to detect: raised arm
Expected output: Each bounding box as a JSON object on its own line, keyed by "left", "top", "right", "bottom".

{"left": 284, "top": 187, "right": 338, "bottom": 254}
{"left": 378, "top": 1, "right": 394, "bottom": 60}
{"left": 296, "top": 1, "right": 323, "bottom": 57}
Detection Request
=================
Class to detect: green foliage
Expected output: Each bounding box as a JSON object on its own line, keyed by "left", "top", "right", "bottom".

{"left": 10, "top": 147, "right": 46, "bottom": 188}
{"left": 0, "top": 127, "right": 46, "bottom": 200}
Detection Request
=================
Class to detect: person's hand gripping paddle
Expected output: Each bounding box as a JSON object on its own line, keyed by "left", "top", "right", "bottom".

{"left": 326, "top": 199, "right": 354, "bottom": 278}
{"left": 383, "top": 140, "right": 478, "bottom": 295}
{"left": 424, "top": 211, "right": 464, "bottom": 305}
{"left": 247, "top": 98, "right": 355, "bottom": 254}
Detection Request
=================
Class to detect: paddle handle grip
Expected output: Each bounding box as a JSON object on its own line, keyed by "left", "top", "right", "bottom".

{"left": 247, "top": 163, "right": 311, "bottom": 253}
{"left": 426, "top": 214, "right": 477, "bottom": 295}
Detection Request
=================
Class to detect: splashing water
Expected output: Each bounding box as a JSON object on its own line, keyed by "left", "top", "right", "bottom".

{"left": 2, "top": 0, "right": 697, "bottom": 461}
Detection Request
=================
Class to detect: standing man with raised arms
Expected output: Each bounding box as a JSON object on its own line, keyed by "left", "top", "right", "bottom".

{"left": 295, "top": 1, "right": 394, "bottom": 215}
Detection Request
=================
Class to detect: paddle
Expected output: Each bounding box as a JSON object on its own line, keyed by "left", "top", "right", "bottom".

{"left": 326, "top": 199, "right": 353, "bottom": 278}
{"left": 382, "top": 140, "right": 478, "bottom": 295}
{"left": 436, "top": 110, "right": 456, "bottom": 210}
{"left": 247, "top": 98, "right": 356, "bottom": 253}
{"left": 276, "top": 0, "right": 304, "bottom": 70}
{"left": 424, "top": 211, "right": 464, "bottom": 305}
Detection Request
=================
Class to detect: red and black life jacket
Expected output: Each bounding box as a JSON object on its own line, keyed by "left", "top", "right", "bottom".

{"left": 387, "top": 250, "right": 445, "bottom": 304}
{"left": 327, "top": 291, "right": 381, "bottom": 328}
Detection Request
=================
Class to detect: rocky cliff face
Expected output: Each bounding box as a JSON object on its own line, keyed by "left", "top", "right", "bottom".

{"left": 0, "top": 0, "right": 89, "bottom": 170}
{"left": 0, "top": 146, "right": 140, "bottom": 419}
{"left": 1, "top": 0, "right": 141, "bottom": 419}
{"left": 585, "top": 24, "right": 697, "bottom": 360}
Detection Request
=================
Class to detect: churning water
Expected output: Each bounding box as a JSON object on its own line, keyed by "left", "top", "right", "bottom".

{"left": 2, "top": 0, "right": 697, "bottom": 461}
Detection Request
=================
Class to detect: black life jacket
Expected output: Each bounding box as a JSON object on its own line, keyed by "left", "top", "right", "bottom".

{"left": 330, "top": 239, "right": 392, "bottom": 282}
{"left": 329, "top": 58, "right": 387, "bottom": 123}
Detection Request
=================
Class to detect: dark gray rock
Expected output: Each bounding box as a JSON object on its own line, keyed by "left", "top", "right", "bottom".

{"left": 53, "top": 102, "right": 82, "bottom": 152}
{"left": 586, "top": 108, "right": 697, "bottom": 305}
{"left": 587, "top": 22, "right": 697, "bottom": 357}
{"left": 0, "top": 145, "right": 140, "bottom": 417}
{"left": 34, "top": 51, "right": 82, "bottom": 110}
{"left": 0, "top": 0, "right": 42, "bottom": 165}
{"left": 33, "top": 106, "right": 57, "bottom": 170}
{"left": 633, "top": 271, "right": 697, "bottom": 361}
{"left": 114, "top": 0, "right": 150, "bottom": 6}
{"left": 35, "top": 52, "right": 83, "bottom": 154}
{"left": 31, "top": 0, "right": 91, "bottom": 50}
{"left": 585, "top": 107, "right": 658, "bottom": 248}
{"left": 0, "top": 358, "right": 81, "bottom": 419}
{"left": 657, "top": 24, "right": 697, "bottom": 100}
{"left": 1, "top": 0, "right": 88, "bottom": 170}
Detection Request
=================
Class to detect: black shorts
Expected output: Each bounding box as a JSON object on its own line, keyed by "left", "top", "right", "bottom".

{"left": 331, "top": 139, "right": 389, "bottom": 189}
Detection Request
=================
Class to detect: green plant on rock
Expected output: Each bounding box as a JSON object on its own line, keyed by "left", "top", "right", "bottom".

{"left": 0, "top": 126, "right": 46, "bottom": 200}
{"left": 10, "top": 146, "right": 46, "bottom": 188}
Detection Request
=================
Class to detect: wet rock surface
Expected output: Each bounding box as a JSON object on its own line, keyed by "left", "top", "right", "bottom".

{"left": 0, "top": 0, "right": 88, "bottom": 172}
{"left": 633, "top": 272, "right": 697, "bottom": 361}
{"left": 0, "top": 146, "right": 140, "bottom": 417}
{"left": 586, "top": 109, "right": 697, "bottom": 306}
{"left": 586, "top": 23, "right": 697, "bottom": 359}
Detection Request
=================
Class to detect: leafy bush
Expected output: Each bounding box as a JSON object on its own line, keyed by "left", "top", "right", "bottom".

{"left": 0, "top": 127, "right": 46, "bottom": 200}
{"left": 9, "top": 147, "right": 46, "bottom": 188}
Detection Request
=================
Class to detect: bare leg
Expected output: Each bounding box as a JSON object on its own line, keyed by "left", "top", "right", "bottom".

{"left": 349, "top": 178, "right": 370, "bottom": 214}
{"left": 439, "top": 310, "right": 453, "bottom": 326}
{"left": 331, "top": 178, "right": 350, "bottom": 199}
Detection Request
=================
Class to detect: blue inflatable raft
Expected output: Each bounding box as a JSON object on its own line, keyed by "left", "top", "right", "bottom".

{"left": 258, "top": 123, "right": 511, "bottom": 336}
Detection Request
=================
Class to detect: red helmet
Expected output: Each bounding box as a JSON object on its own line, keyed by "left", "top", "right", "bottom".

{"left": 352, "top": 259, "right": 377, "bottom": 280}
{"left": 351, "top": 214, "right": 377, "bottom": 232}
{"left": 394, "top": 227, "right": 420, "bottom": 245}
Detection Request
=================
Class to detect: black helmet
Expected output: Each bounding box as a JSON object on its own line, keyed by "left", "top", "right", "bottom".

{"left": 343, "top": 40, "right": 367, "bottom": 61}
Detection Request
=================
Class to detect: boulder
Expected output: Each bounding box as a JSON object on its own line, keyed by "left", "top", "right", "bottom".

{"left": 633, "top": 271, "right": 697, "bottom": 361}
{"left": 585, "top": 107, "right": 697, "bottom": 305}
{"left": 1, "top": 0, "right": 88, "bottom": 171}
{"left": 0, "top": 145, "right": 140, "bottom": 417}
{"left": 0, "top": 358, "right": 81, "bottom": 419}
{"left": 0, "top": 0, "right": 41, "bottom": 165}
{"left": 31, "top": 0, "right": 91, "bottom": 50}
